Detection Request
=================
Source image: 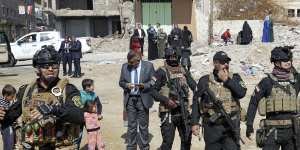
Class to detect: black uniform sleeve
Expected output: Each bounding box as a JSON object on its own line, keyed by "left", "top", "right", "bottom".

{"left": 191, "top": 75, "right": 209, "bottom": 125}
{"left": 184, "top": 71, "right": 197, "bottom": 92}
{"left": 246, "top": 78, "right": 272, "bottom": 127}
{"left": 150, "top": 68, "right": 169, "bottom": 104}
{"left": 96, "top": 96, "right": 103, "bottom": 115}
{"left": 223, "top": 73, "right": 247, "bottom": 99}
{"left": 51, "top": 84, "right": 84, "bottom": 125}
{"left": 1, "top": 85, "right": 27, "bottom": 129}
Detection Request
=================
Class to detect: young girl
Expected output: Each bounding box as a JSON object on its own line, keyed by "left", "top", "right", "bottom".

{"left": 80, "top": 79, "right": 105, "bottom": 150}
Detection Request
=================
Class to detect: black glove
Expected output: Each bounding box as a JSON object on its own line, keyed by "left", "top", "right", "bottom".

{"left": 246, "top": 125, "right": 254, "bottom": 138}
{"left": 37, "top": 104, "right": 53, "bottom": 116}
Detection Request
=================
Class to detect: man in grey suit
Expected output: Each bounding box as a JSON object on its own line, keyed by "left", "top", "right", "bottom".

{"left": 119, "top": 51, "right": 155, "bottom": 150}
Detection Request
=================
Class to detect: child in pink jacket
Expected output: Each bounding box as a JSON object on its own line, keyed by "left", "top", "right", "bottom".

{"left": 80, "top": 79, "right": 105, "bottom": 150}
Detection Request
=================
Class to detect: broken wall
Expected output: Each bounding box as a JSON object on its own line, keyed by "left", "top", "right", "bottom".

{"left": 58, "top": 0, "right": 92, "bottom": 10}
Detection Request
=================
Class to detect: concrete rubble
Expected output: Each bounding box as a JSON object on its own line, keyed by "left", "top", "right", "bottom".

{"left": 190, "top": 24, "right": 300, "bottom": 81}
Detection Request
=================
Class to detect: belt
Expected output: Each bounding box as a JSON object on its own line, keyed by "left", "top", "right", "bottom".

{"left": 129, "top": 95, "right": 141, "bottom": 97}
{"left": 263, "top": 119, "right": 292, "bottom": 126}
{"left": 87, "top": 127, "right": 100, "bottom": 132}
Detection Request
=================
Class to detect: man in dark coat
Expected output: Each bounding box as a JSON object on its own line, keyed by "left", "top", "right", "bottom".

{"left": 240, "top": 21, "right": 253, "bottom": 45}
{"left": 70, "top": 36, "right": 82, "bottom": 78}
{"left": 147, "top": 24, "right": 158, "bottom": 60}
{"left": 59, "top": 36, "right": 72, "bottom": 76}
{"left": 133, "top": 23, "right": 146, "bottom": 55}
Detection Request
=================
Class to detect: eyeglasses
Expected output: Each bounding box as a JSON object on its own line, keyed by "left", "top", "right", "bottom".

{"left": 39, "top": 64, "right": 60, "bottom": 69}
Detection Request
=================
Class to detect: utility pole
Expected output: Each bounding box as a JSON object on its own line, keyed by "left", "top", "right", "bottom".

{"left": 25, "top": 0, "right": 29, "bottom": 33}
{"left": 208, "top": 0, "right": 213, "bottom": 45}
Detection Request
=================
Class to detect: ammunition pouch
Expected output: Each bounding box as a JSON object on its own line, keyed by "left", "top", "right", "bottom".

{"left": 256, "top": 118, "right": 295, "bottom": 148}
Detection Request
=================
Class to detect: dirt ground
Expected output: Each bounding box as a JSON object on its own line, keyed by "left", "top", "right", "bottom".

{"left": 0, "top": 51, "right": 263, "bottom": 150}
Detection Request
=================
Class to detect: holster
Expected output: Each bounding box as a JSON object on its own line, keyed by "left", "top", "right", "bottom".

{"left": 256, "top": 120, "right": 268, "bottom": 148}
{"left": 256, "top": 128, "right": 266, "bottom": 148}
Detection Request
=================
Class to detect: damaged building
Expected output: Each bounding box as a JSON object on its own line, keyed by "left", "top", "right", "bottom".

{"left": 0, "top": 0, "right": 27, "bottom": 41}
{"left": 273, "top": 0, "right": 300, "bottom": 20}
{"left": 135, "top": 0, "right": 198, "bottom": 37}
{"left": 135, "top": 0, "right": 197, "bottom": 38}
{"left": 53, "top": 0, "right": 122, "bottom": 37}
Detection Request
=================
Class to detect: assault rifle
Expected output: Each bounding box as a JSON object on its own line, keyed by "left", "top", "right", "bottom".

{"left": 206, "top": 88, "right": 245, "bottom": 145}
{"left": 173, "top": 78, "right": 191, "bottom": 142}
{"left": 174, "top": 78, "right": 191, "bottom": 141}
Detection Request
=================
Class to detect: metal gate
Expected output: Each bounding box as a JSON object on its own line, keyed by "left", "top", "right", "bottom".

{"left": 141, "top": 0, "right": 172, "bottom": 34}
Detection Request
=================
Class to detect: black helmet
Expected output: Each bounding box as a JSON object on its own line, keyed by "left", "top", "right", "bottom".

{"left": 270, "top": 46, "right": 293, "bottom": 63}
{"left": 165, "top": 47, "right": 177, "bottom": 59}
{"left": 165, "top": 47, "right": 179, "bottom": 67}
{"left": 33, "top": 45, "right": 60, "bottom": 68}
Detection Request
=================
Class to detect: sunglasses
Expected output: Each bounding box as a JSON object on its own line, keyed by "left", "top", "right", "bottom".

{"left": 281, "top": 59, "right": 290, "bottom": 62}
{"left": 39, "top": 64, "right": 60, "bottom": 69}
{"left": 219, "top": 60, "right": 230, "bottom": 65}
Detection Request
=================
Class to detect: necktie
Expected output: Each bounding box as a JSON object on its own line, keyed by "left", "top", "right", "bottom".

{"left": 134, "top": 69, "right": 138, "bottom": 93}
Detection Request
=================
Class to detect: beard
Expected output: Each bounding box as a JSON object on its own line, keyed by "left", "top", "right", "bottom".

{"left": 166, "top": 59, "right": 179, "bottom": 67}
{"left": 38, "top": 69, "right": 59, "bottom": 86}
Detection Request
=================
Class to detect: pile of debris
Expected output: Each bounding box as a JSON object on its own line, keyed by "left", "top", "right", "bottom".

{"left": 190, "top": 24, "right": 300, "bottom": 80}
{"left": 216, "top": 0, "right": 286, "bottom": 21}
{"left": 90, "top": 37, "right": 129, "bottom": 52}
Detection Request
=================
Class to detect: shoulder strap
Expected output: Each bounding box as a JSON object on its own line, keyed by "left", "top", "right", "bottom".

{"left": 56, "top": 78, "right": 69, "bottom": 103}
{"left": 266, "top": 73, "right": 291, "bottom": 95}
{"left": 21, "top": 80, "right": 37, "bottom": 117}
{"left": 22, "top": 80, "right": 37, "bottom": 102}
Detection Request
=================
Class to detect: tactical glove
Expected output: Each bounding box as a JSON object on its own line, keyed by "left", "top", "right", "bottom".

{"left": 246, "top": 125, "right": 254, "bottom": 138}
{"left": 37, "top": 104, "right": 53, "bottom": 116}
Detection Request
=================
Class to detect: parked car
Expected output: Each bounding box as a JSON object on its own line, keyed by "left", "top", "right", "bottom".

{"left": 0, "top": 32, "right": 16, "bottom": 67}
{"left": 9, "top": 31, "right": 92, "bottom": 66}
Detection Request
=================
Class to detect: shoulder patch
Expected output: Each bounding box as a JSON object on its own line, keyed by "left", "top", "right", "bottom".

{"left": 239, "top": 81, "right": 246, "bottom": 88}
{"left": 72, "top": 96, "right": 82, "bottom": 107}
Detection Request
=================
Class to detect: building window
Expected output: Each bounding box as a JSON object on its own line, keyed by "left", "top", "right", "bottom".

{"left": 297, "top": 9, "right": 300, "bottom": 17}
{"left": 288, "top": 9, "right": 295, "bottom": 17}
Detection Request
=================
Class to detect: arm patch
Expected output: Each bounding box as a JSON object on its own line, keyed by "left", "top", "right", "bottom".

{"left": 72, "top": 96, "right": 82, "bottom": 108}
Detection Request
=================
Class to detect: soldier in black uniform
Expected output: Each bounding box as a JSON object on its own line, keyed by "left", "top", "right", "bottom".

{"left": 150, "top": 47, "right": 196, "bottom": 150}
{"left": 191, "top": 51, "right": 247, "bottom": 150}
{"left": 0, "top": 45, "right": 84, "bottom": 150}
{"left": 169, "top": 24, "right": 183, "bottom": 61}
{"left": 181, "top": 26, "right": 193, "bottom": 71}
{"left": 246, "top": 46, "right": 300, "bottom": 150}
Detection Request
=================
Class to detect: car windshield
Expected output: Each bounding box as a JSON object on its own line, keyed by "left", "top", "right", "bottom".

{"left": 0, "top": 33, "right": 6, "bottom": 44}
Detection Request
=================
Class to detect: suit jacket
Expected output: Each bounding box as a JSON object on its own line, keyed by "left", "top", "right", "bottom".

{"left": 58, "top": 41, "right": 71, "bottom": 55}
{"left": 70, "top": 40, "right": 82, "bottom": 59}
{"left": 119, "top": 60, "right": 155, "bottom": 109}
{"left": 134, "top": 29, "right": 146, "bottom": 44}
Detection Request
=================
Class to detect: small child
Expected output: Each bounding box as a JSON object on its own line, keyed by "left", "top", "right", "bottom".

{"left": 0, "top": 84, "right": 17, "bottom": 150}
{"left": 80, "top": 79, "right": 105, "bottom": 150}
